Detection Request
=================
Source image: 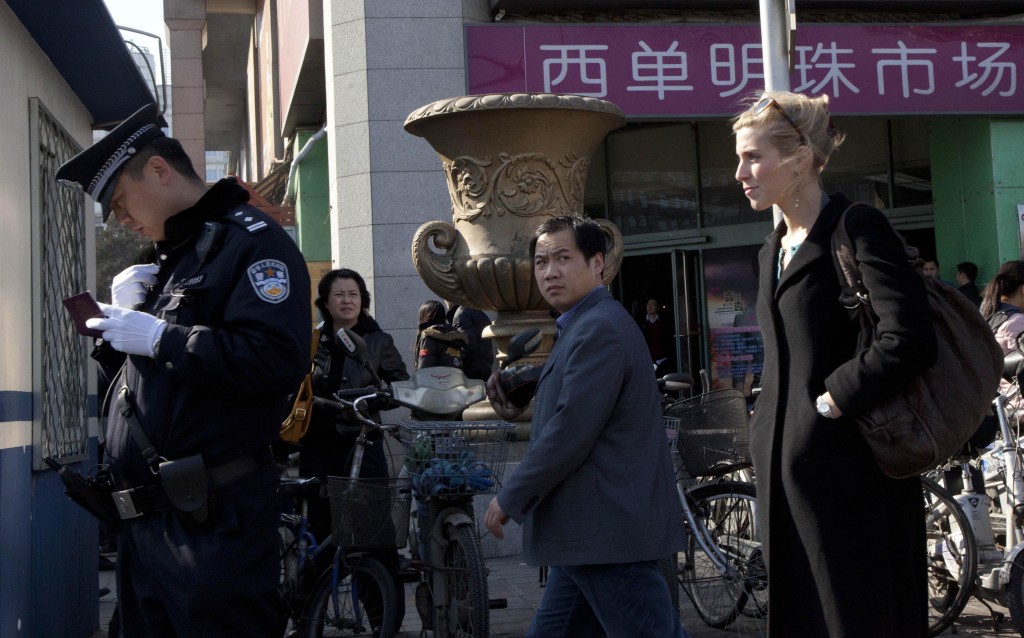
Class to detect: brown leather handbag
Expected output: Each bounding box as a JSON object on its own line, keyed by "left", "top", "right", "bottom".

{"left": 280, "top": 328, "right": 320, "bottom": 443}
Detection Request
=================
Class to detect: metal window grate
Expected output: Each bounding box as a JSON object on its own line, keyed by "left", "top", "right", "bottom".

{"left": 31, "top": 98, "right": 88, "bottom": 467}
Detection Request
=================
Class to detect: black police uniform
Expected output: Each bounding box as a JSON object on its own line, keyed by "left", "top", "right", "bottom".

{"left": 93, "top": 179, "right": 310, "bottom": 637}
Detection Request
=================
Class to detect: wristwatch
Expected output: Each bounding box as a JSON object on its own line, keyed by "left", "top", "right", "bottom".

{"left": 815, "top": 395, "right": 834, "bottom": 419}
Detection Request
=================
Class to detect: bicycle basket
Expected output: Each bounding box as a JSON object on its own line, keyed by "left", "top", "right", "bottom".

{"left": 399, "top": 421, "right": 515, "bottom": 497}
{"left": 327, "top": 476, "right": 411, "bottom": 548}
{"left": 665, "top": 389, "right": 751, "bottom": 477}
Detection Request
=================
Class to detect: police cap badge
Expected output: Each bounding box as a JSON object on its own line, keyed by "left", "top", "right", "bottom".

{"left": 56, "top": 103, "right": 168, "bottom": 214}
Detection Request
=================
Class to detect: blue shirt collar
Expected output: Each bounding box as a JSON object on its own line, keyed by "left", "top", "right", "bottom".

{"left": 554, "top": 285, "right": 605, "bottom": 333}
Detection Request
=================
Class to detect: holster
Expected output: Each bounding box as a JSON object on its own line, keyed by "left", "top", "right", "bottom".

{"left": 159, "top": 454, "right": 213, "bottom": 529}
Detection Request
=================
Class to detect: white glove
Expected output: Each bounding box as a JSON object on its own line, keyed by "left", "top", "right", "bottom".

{"left": 86, "top": 302, "right": 167, "bottom": 358}
{"left": 111, "top": 264, "right": 159, "bottom": 309}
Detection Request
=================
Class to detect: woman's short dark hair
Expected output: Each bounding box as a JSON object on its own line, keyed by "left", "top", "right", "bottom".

{"left": 419, "top": 299, "right": 446, "bottom": 326}
{"left": 315, "top": 268, "right": 371, "bottom": 324}
{"left": 529, "top": 215, "right": 606, "bottom": 263}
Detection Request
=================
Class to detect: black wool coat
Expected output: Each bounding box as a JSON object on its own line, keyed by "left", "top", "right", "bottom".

{"left": 750, "top": 193, "right": 936, "bottom": 637}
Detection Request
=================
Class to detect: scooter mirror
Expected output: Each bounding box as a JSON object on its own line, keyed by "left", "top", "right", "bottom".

{"left": 503, "top": 328, "right": 542, "bottom": 369}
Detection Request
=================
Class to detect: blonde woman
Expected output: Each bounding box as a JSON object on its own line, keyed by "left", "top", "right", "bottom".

{"left": 734, "top": 92, "right": 935, "bottom": 636}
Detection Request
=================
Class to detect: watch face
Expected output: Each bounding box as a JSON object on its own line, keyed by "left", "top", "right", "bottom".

{"left": 816, "top": 400, "right": 830, "bottom": 416}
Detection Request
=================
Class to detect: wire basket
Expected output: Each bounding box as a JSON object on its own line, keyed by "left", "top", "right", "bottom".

{"left": 399, "top": 421, "right": 515, "bottom": 497}
{"left": 664, "top": 389, "right": 751, "bottom": 477}
{"left": 327, "top": 476, "right": 411, "bottom": 548}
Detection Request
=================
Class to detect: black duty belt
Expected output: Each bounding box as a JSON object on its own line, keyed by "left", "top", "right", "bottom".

{"left": 111, "top": 449, "right": 271, "bottom": 520}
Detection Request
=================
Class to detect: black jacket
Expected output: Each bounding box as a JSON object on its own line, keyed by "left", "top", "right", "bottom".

{"left": 94, "top": 179, "right": 311, "bottom": 489}
{"left": 303, "top": 314, "right": 409, "bottom": 448}
{"left": 751, "top": 193, "right": 934, "bottom": 636}
{"left": 415, "top": 321, "right": 467, "bottom": 370}
{"left": 446, "top": 305, "right": 493, "bottom": 380}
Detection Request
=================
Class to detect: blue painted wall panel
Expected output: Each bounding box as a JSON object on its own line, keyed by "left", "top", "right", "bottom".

{"left": 1, "top": 443, "right": 99, "bottom": 636}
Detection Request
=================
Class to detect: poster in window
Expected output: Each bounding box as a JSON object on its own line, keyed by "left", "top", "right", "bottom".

{"left": 703, "top": 245, "right": 764, "bottom": 403}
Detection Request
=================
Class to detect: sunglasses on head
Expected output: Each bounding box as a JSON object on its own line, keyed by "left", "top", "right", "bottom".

{"left": 752, "top": 96, "right": 805, "bottom": 142}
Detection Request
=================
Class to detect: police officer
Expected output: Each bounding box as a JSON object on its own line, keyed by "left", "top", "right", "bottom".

{"left": 57, "top": 103, "right": 310, "bottom": 636}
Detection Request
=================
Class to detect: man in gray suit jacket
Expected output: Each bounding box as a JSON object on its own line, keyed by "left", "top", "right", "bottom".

{"left": 485, "top": 216, "right": 688, "bottom": 637}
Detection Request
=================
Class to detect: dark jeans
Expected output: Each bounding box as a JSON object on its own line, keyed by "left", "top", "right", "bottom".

{"left": 528, "top": 562, "right": 690, "bottom": 638}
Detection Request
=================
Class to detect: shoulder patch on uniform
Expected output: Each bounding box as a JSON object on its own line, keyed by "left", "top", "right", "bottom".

{"left": 247, "top": 260, "right": 290, "bottom": 304}
{"left": 226, "top": 208, "right": 269, "bottom": 233}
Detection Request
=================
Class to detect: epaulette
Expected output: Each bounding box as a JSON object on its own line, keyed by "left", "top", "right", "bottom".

{"left": 223, "top": 207, "right": 270, "bottom": 234}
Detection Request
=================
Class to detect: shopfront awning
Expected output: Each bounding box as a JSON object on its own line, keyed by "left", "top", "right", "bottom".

{"left": 5, "top": 0, "right": 156, "bottom": 129}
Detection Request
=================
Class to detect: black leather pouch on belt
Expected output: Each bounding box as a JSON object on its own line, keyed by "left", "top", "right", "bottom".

{"left": 159, "top": 454, "right": 213, "bottom": 529}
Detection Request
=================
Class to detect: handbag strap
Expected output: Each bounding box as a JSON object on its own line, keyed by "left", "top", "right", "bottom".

{"left": 308, "top": 328, "right": 321, "bottom": 372}
{"left": 830, "top": 203, "right": 870, "bottom": 314}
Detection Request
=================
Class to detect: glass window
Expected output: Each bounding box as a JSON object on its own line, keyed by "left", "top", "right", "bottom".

{"left": 698, "top": 121, "right": 762, "bottom": 227}
{"left": 889, "top": 118, "right": 932, "bottom": 209}
{"left": 821, "top": 117, "right": 890, "bottom": 209}
{"left": 606, "top": 124, "right": 698, "bottom": 236}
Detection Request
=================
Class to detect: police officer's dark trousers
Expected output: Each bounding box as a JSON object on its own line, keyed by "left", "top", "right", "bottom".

{"left": 115, "top": 464, "right": 284, "bottom": 637}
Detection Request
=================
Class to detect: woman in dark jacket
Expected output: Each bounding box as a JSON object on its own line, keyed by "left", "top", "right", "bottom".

{"left": 734, "top": 92, "right": 936, "bottom": 636}
{"left": 301, "top": 268, "right": 409, "bottom": 624}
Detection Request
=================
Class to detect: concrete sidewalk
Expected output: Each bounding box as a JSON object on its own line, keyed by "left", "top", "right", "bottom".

{"left": 96, "top": 553, "right": 1012, "bottom": 637}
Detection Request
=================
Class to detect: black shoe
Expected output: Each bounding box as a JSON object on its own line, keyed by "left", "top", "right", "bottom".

{"left": 99, "top": 555, "right": 116, "bottom": 571}
{"left": 99, "top": 587, "right": 111, "bottom": 598}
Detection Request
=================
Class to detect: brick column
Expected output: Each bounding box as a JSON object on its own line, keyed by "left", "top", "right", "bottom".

{"left": 164, "top": 0, "right": 206, "bottom": 178}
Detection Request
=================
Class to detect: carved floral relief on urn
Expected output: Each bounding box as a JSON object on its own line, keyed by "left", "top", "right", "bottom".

{"left": 405, "top": 93, "right": 626, "bottom": 390}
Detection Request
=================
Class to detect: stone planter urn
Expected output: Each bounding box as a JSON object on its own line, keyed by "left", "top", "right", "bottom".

{"left": 405, "top": 93, "right": 626, "bottom": 427}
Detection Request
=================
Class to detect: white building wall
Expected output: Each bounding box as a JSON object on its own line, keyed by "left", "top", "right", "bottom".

{"left": 0, "top": 1, "right": 95, "bottom": 449}
{"left": 324, "top": 0, "right": 490, "bottom": 360}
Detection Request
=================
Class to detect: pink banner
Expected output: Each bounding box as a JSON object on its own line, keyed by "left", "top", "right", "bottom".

{"left": 466, "top": 24, "right": 1024, "bottom": 116}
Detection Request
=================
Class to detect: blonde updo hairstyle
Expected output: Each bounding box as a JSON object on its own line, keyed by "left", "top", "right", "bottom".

{"left": 732, "top": 91, "right": 846, "bottom": 176}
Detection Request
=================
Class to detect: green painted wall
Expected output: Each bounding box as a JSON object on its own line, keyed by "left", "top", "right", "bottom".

{"left": 929, "top": 118, "right": 1024, "bottom": 289}
{"left": 991, "top": 120, "right": 1024, "bottom": 265}
{"left": 294, "top": 129, "right": 331, "bottom": 261}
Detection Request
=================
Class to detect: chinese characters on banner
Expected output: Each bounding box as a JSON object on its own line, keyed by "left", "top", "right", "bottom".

{"left": 466, "top": 24, "right": 1024, "bottom": 115}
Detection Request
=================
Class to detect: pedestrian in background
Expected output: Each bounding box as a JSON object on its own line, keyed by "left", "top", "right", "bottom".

{"left": 58, "top": 103, "right": 310, "bottom": 636}
{"left": 923, "top": 257, "right": 941, "bottom": 279}
{"left": 734, "top": 91, "right": 935, "bottom": 636}
{"left": 300, "top": 267, "right": 409, "bottom": 628}
{"left": 446, "top": 303, "right": 494, "bottom": 380}
{"left": 484, "top": 215, "right": 688, "bottom": 637}
{"left": 958, "top": 261, "right": 983, "bottom": 307}
{"left": 981, "top": 261, "right": 1024, "bottom": 422}
{"left": 416, "top": 299, "right": 466, "bottom": 370}
{"left": 641, "top": 297, "right": 673, "bottom": 376}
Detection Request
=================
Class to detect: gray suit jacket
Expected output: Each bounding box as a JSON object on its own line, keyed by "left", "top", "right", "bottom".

{"left": 497, "top": 287, "right": 686, "bottom": 566}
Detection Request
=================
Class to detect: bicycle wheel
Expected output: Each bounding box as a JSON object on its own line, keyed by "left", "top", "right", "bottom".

{"left": 435, "top": 520, "right": 488, "bottom": 637}
{"left": 678, "top": 480, "right": 765, "bottom": 630}
{"left": 1006, "top": 551, "right": 1024, "bottom": 635}
{"left": 279, "top": 525, "right": 300, "bottom": 614}
{"left": 922, "top": 477, "right": 977, "bottom": 637}
{"left": 299, "top": 556, "right": 398, "bottom": 638}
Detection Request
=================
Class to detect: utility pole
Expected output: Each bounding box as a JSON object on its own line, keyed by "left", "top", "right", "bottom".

{"left": 760, "top": 0, "right": 795, "bottom": 225}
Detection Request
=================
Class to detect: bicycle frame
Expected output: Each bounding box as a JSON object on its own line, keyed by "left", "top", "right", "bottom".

{"left": 976, "top": 393, "right": 1024, "bottom": 594}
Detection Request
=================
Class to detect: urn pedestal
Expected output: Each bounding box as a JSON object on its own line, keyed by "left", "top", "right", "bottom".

{"left": 405, "top": 94, "right": 626, "bottom": 432}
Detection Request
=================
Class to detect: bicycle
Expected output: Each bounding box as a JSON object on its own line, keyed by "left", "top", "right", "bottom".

{"left": 921, "top": 348, "right": 1024, "bottom": 636}
{"left": 397, "top": 418, "right": 514, "bottom": 638}
{"left": 662, "top": 385, "right": 766, "bottom": 634}
{"left": 278, "top": 325, "right": 495, "bottom": 638}
{"left": 277, "top": 386, "right": 410, "bottom": 638}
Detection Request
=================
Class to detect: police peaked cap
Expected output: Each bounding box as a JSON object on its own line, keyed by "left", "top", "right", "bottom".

{"left": 56, "top": 103, "right": 168, "bottom": 214}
